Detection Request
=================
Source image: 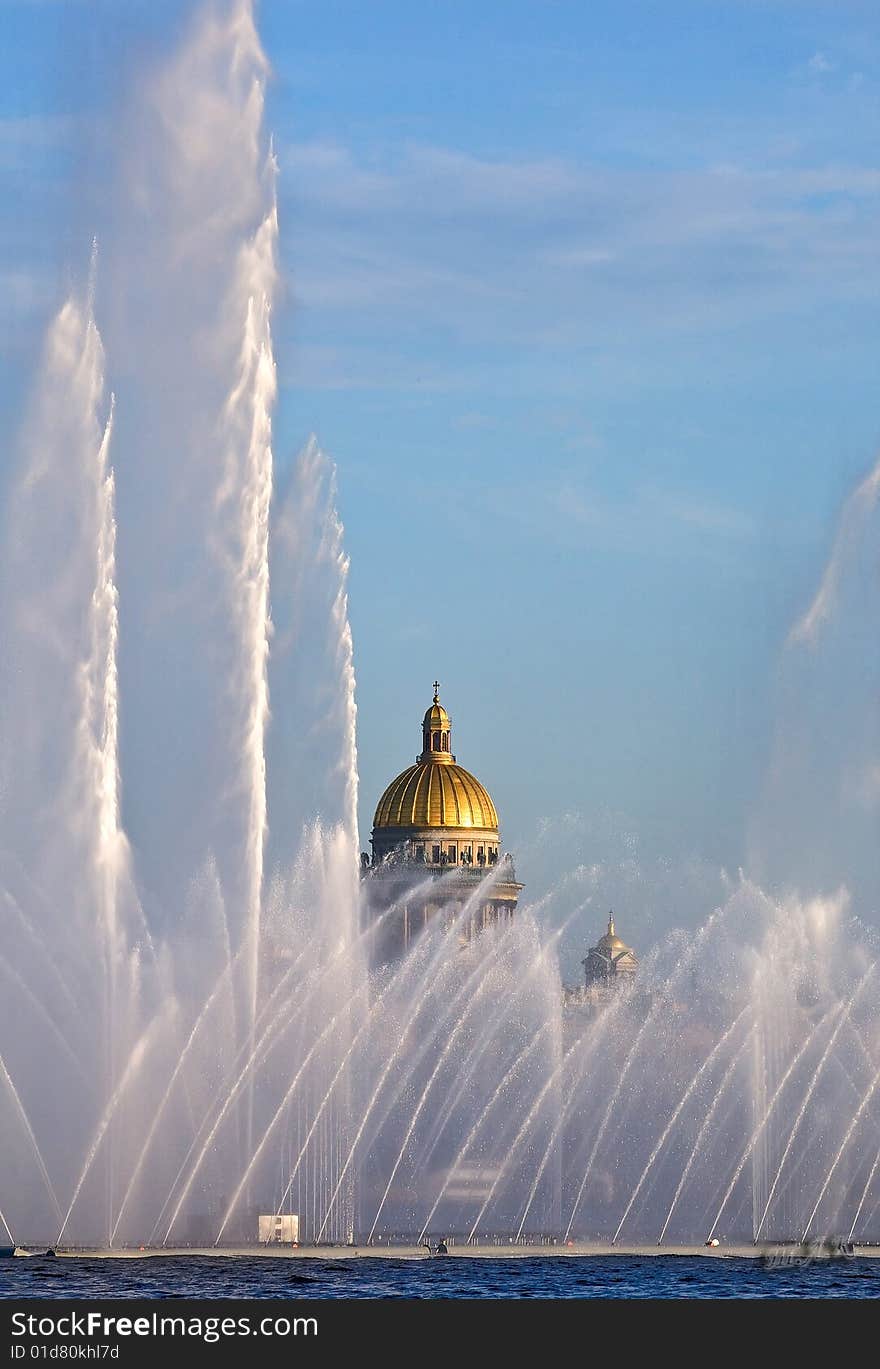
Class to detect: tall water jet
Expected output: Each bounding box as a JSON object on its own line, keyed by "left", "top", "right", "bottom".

{"left": 98, "top": 0, "right": 282, "bottom": 1220}
{"left": 0, "top": 253, "right": 140, "bottom": 1243}
{"left": 264, "top": 439, "right": 362, "bottom": 1241}
{"left": 269, "top": 437, "right": 359, "bottom": 863}
{"left": 100, "top": 0, "right": 282, "bottom": 935}
{"left": 1, "top": 264, "right": 118, "bottom": 888}
{"left": 749, "top": 455, "right": 880, "bottom": 914}
{"left": 217, "top": 139, "right": 278, "bottom": 1149}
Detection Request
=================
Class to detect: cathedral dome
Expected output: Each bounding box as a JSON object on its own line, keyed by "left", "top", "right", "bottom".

{"left": 365, "top": 684, "right": 522, "bottom": 962}
{"left": 374, "top": 761, "right": 498, "bottom": 831}
{"left": 372, "top": 684, "right": 499, "bottom": 831}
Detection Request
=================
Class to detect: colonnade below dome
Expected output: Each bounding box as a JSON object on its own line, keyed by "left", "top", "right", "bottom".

{"left": 368, "top": 884, "right": 519, "bottom": 961}
{"left": 366, "top": 830, "right": 501, "bottom": 870}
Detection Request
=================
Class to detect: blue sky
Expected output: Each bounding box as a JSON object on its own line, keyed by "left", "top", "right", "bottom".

{"left": 1, "top": 1, "right": 878, "bottom": 899}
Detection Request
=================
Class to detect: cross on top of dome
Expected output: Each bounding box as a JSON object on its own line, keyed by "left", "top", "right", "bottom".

{"left": 421, "top": 683, "right": 452, "bottom": 762}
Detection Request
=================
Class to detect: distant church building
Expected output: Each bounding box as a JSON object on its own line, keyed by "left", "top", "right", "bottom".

{"left": 564, "top": 913, "right": 638, "bottom": 1010}
{"left": 583, "top": 914, "right": 637, "bottom": 986}
{"left": 362, "top": 685, "right": 522, "bottom": 961}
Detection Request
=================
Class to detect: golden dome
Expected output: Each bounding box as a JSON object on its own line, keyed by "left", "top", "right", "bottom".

{"left": 372, "top": 684, "right": 499, "bottom": 831}
{"left": 423, "top": 700, "right": 450, "bottom": 731}
{"left": 374, "top": 761, "right": 498, "bottom": 831}
{"left": 595, "top": 914, "right": 632, "bottom": 956}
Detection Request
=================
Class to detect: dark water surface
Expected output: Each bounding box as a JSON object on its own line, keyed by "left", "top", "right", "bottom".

{"left": 2, "top": 1255, "right": 878, "bottom": 1299}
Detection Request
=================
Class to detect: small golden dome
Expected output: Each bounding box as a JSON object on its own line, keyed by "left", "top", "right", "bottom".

{"left": 423, "top": 700, "right": 450, "bottom": 730}
{"left": 595, "top": 914, "right": 632, "bottom": 955}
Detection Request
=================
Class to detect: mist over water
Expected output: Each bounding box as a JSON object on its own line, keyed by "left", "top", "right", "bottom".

{"left": 1, "top": 1, "right": 878, "bottom": 1252}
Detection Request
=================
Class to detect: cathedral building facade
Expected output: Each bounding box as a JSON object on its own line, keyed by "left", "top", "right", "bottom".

{"left": 361, "top": 686, "right": 522, "bottom": 961}
{"left": 361, "top": 685, "right": 639, "bottom": 1010}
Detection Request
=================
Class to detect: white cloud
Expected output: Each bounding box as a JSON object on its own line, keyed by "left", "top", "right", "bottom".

{"left": 277, "top": 135, "right": 880, "bottom": 372}
{"left": 484, "top": 478, "right": 758, "bottom": 563}
{"left": 0, "top": 268, "right": 48, "bottom": 312}
{"left": 0, "top": 114, "right": 74, "bottom": 168}
{"left": 807, "top": 51, "right": 836, "bottom": 76}
{"left": 453, "top": 412, "right": 499, "bottom": 431}
{"left": 542, "top": 246, "right": 616, "bottom": 268}
{"left": 643, "top": 489, "right": 756, "bottom": 538}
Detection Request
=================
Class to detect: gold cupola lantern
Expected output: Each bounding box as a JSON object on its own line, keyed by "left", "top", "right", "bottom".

{"left": 420, "top": 682, "right": 454, "bottom": 762}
